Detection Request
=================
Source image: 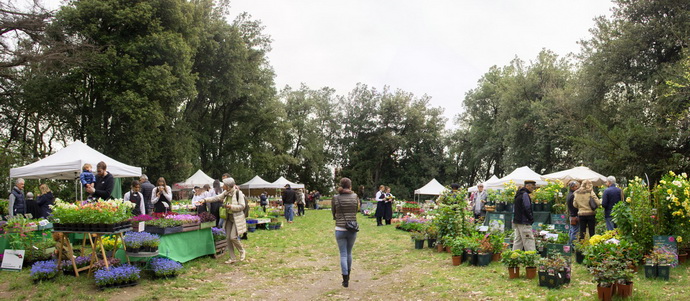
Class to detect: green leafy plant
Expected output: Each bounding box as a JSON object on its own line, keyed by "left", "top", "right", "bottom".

{"left": 410, "top": 231, "right": 426, "bottom": 241}
{"left": 449, "top": 236, "right": 466, "bottom": 256}
{"left": 613, "top": 176, "right": 655, "bottom": 253}
{"left": 501, "top": 249, "right": 523, "bottom": 267}
{"left": 521, "top": 250, "right": 540, "bottom": 267}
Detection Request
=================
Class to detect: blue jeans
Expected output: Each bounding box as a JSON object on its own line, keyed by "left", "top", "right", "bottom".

{"left": 284, "top": 204, "right": 294, "bottom": 222}
{"left": 569, "top": 221, "right": 579, "bottom": 246}
{"left": 335, "top": 230, "right": 357, "bottom": 275}
{"left": 605, "top": 217, "right": 616, "bottom": 231}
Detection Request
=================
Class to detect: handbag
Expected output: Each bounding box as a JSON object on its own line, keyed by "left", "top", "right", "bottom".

{"left": 336, "top": 196, "right": 359, "bottom": 233}
{"left": 570, "top": 216, "right": 578, "bottom": 225}
{"left": 589, "top": 196, "right": 598, "bottom": 210}
{"left": 219, "top": 190, "right": 240, "bottom": 220}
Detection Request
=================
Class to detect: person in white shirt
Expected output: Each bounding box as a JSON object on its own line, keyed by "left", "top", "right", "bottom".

{"left": 191, "top": 186, "right": 207, "bottom": 214}
{"left": 124, "top": 180, "right": 146, "bottom": 216}
{"left": 151, "top": 177, "right": 172, "bottom": 213}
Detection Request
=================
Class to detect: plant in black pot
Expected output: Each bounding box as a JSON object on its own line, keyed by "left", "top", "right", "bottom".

{"left": 411, "top": 231, "right": 426, "bottom": 250}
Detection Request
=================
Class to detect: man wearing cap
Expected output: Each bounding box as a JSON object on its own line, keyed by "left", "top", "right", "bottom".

{"left": 513, "top": 180, "right": 536, "bottom": 251}
{"left": 281, "top": 184, "right": 297, "bottom": 223}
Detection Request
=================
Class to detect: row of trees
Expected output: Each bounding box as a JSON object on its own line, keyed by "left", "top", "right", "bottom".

{"left": 2, "top": 0, "right": 689, "bottom": 199}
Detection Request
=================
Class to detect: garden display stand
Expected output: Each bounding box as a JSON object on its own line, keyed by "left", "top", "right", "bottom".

{"left": 213, "top": 240, "right": 228, "bottom": 258}
{"left": 55, "top": 228, "right": 132, "bottom": 277}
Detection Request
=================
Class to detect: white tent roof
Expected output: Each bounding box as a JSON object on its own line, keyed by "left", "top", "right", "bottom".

{"left": 173, "top": 169, "right": 215, "bottom": 189}
{"left": 414, "top": 178, "right": 447, "bottom": 195}
{"left": 9, "top": 141, "right": 141, "bottom": 179}
{"left": 469, "top": 175, "right": 499, "bottom": 192}
{"left": 541, "top": 166, "right": 607, "bottom": 186}
{"left": 484, "top": 166, "right": 548, "bottom": 190}
{"left": 239, "top": 175, "right": 273, "bottom": 189}
{"left": 271, "top": 176, "right": 305, "bottom": 189}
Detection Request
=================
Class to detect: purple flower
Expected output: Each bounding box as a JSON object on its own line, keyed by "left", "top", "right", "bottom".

{"left": 94, "top": 264, "right": 141, "bottom": 286}
{"left": 150, "top": 258, "right": 183, "bottom": 277}
{"left": 30, "top": 260, "right": 59, "bottom": 280}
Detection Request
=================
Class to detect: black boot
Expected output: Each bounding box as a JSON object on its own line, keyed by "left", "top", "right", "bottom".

{"left": 342, "top": 274, "right": 349, "bottom": 287}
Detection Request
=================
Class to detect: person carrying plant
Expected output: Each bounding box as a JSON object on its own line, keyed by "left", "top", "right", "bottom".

{"left": 200, "top": 177, "right": 247, "bottom": 264}
{"left": 512, "top": 180, "right": 536, "bottom": 251}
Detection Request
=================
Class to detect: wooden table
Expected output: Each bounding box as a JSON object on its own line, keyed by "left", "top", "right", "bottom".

{"left": 55, "top": 228, "right": 131, "bottom": 277}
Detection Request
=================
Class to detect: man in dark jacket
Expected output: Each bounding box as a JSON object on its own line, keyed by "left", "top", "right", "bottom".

{"left": 282, "top": 184, "right": 297, "bottom": 223}
{"left": 512, "top": 180, "right": 536, "bottom": 251}
{"left": 87, "top": 161, "right": 114, "bottom": 200}
{"left": 602, "top": 176, "right": 623, "bottom": 231}
{"left": 139, "top": 174, "right": 155, "bottom": 214}
{"left": 566, "top": 181, "right": 580, "bottom": 245}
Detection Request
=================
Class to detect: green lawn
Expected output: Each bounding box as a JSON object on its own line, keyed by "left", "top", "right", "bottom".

{"left": 1, "top": 210, "right": 688, "bottom": 300}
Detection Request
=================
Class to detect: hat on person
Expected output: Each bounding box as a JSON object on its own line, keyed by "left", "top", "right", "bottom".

{"left": 524, "top": 180, "right": 536, "bottom": 185}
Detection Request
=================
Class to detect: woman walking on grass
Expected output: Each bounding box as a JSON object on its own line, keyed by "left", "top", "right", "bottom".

{"left": 332, "top": 177, "right": 359, "bottom": 288}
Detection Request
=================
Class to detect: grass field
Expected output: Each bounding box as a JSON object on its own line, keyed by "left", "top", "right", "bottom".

{"left": 1, "top": 210, "right": 688, "bottom": 300}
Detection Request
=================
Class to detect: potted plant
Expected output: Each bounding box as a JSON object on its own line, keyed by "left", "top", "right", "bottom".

{"left": 656, "top": 248, "right": 675, "bottom": 281}
{"left": 150, "top": 258, "right": 183, "bottom": 279}
{"left": 643, "top": 252, "right": 658, "bottom": 279}
{"left": 489, "top": 232, "right": 506, "bottom": 262}
{"left": 573, "top": 238, "right": 589, "bottom": 264}
{"left": 411, "top": 231, "right": 426, "bottom": 250}
{"left": 425, "top": 224, "right": 439, "bottom": 248}
{"left": 463, "top": 236, "right": 480, "bottom": 265}
{"left": 614, "top": 265, "right": 635, "bottom": 298}
{"left": 476, "top": 234, "right": 493, "bottom": 266}
{"left": 449, "top": 237, "right": 465, "bottom": 266}
{"left": 94, "top": 264, "right": 141, "bottom": 289}
{"left": 522, "top": 251, "right": 540, "bottom": 279}
{"left": 30, "top": 260, "right": 59, "bottom": 282}
{"left": 501, "top": 249, "right": 523, "bottom": 279}
{"left": 588, "top": 257, "right": 619, "bottom": 300}
{"left": 197, "top": 212, "right": 216, "bottom": 229}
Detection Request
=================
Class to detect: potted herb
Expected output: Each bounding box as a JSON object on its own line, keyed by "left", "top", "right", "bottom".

{"left": 411, "top": 231, "right": 426, "bottom": 249}
{"left": 501, "top": 249, "right": 523, "bottom": 279}
{"left": 198, "top": 212, "right": 216, "bottom": 229}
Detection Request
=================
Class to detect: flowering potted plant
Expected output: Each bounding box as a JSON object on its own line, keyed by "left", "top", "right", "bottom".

{"left": 501, "top": 249, "right": 523, "bottom": 278}
{"left": 30, "top": 260, "right": 59, "bottom": 282}
{"left": 539, "top": 254, "right": 569, "bottom": 288}
{"left": 150, "top": 258, "right": 183, "bottom": 278}
{"left": 61, "top": 256, "right": 92, "bottom": 275}
{"left": 588, "top": 256, "right": 621, "bottom": 300}
{"left": 522, "top": 251, "right": 540, "bottom": 279}
{"left": 476, "top": 234, "right": 493, "bottom": 266}
{"left": 94, "top": 264, "right": 141, "bottom": 289}
{"left": 212, "top": 227, "right": 227, "bottom": 253}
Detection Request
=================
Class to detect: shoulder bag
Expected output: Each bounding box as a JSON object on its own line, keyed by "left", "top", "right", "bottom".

{"left": 589, "top": 195, "right": 598, "bottom": 210}
{"left": 219, "top": 190, "right": 240, "bottom": 220}
{"left": 336, "top": 195, "right": 359, "bottom": 233}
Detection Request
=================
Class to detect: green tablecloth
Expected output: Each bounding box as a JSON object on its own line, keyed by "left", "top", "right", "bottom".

{"left": 115, "top": 228, "right": 215, "bottom": 263}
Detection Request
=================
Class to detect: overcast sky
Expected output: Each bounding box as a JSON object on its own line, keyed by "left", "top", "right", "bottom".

{"left": 226, "top": 0, "right": 614, "bottom": 128}
{"left": 38, "top": 0, "right": 614, "bottom": 128}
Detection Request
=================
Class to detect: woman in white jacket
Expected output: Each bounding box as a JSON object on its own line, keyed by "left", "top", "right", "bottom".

{"left": 151, "top": 177, "right": 173, "bottom": 213}
{"left": 200, "top": 177, "right": 247, "bottom": 264}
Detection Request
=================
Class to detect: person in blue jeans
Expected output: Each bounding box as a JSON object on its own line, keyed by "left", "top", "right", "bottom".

{"left": 602, "top": 176, "right": 623, "bottom": 231}
{"left": 281, "top": 184, "right": 297, "bottom": 223}
{"left": 566, "top": 181, "right": 580, "bottom": 246}
{"left": 332, "top": 177, "right": 359, "bottom": 288}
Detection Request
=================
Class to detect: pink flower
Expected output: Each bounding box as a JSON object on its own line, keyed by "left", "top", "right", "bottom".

{"left": 669, "top": 237, "right": 675, "bottom": 242}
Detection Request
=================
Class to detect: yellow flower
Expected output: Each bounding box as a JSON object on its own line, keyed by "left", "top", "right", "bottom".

{"left": 683, "top": 173, "right": 688, "bottom": 178}
{"left": 667, "top": 189, "right": 673, "bottom": 194}
{"left": 678, "top": 236, "right": 683, "bottom": 243}
{"left": 626, "top": 197, "right": 631, "bottom": 203}
{"left": 670, "top": 171, "right": 676, "bottom": 177}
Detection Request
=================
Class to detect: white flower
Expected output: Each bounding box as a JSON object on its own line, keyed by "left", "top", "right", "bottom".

{"left": 673, "top": 180, "right": 683, "bottom": 187}
{"left": 38, "top": 219, "right": 49, "bottom": 226}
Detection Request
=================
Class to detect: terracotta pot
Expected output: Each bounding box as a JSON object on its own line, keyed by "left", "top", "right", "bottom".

{"left": 678, "top": 253, "right": 688, "bottom": 265}
{"left": 597, "top": 285, "right": 613, "bottom": 301}
{"left": 492, "top": 252, "right": 502, "bottom": 262}
{"left": 508, "top": 267, "right": 520, "bottom": 279}
{"left": 525, "top": 267, "right": 537, "bottom": 279}
{"left": 437, "top": 243, "right": 444, "bottom": 253}
{"left": 615, "top": 282, "right": 633, "bottom": 298}
{"left": 452, "top": 255, "right": 462, "bottom": 266}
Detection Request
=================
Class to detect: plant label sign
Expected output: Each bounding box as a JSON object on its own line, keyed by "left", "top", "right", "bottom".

{"left": 138, "top": 222, "right": 146, "bottom": 232}
{"left": 653, "top": 236, "right": 678, "bottom": 266}
{"left": 1, "top": 249, "right": 25, "bottom": 271}
{"left": 546, "top": 244, "right": 571, "bottom": 258}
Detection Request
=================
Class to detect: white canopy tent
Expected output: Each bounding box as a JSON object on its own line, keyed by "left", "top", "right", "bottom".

{"left": 468, "top": 175, "right": 500, "bottom": 192}
{"left": 10, "top": 141, "right": 141, "bottom": 179}
{"left": 239, "top": 175, "right": 274, "bottom": 197}
{"left": 9, "top": 141, "right": 142, "bottom": 200}
{"left": 484, "top": 166, "right": 548, "bottom": 190}
{"left": 414, "top": 178, "right": 447, "bottom": 201}
{"left": 270, "top": 176, "right": 305, "bottom": 189}
{"left": 541, "top": 166, "right": 607, "bottom": 186}
{"left": 173, "top": 169, "right": 215, "bottom": 190}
